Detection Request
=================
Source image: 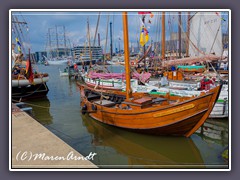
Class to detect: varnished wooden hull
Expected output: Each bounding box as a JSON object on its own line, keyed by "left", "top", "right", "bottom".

{"left": 80, "top": 84, "right": 221, "bottom": 137}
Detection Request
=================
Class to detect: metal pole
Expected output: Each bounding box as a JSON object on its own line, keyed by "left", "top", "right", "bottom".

{"left": 110, "top": 22, "right": 113, "bottom": 59}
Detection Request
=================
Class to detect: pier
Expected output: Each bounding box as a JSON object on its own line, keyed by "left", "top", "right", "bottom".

{"left": 11, "top": 103, "right": 97, "bottom": 169}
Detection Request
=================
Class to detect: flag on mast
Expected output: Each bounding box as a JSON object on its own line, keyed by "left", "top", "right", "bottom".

{"left": 15, "top": 37, "right": 22, "bottom": 53}
{"left": 25, "top": 55, "right": 34, "bottom": 83}
{"left": 139, "top": 26, "right": 149, "bottom": 47}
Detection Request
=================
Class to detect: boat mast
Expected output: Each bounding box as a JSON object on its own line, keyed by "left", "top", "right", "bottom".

{"left": 87, "top": 17, "right": 92, "bottom": 66}
{"left": 63, "top": 25, "right": 67, "bottom": 56}
{"left": 178, "top": 12, "right": 182, "bottom": 58}
{"left": 104, "top": 14, "right": 110, "bottom": 64}
{"left": 93, "top": 12, "right": 101, "bottom": 47}
{"left": 122, "top": 12, "right": 132, "bottom": 100}
{"left": 110, "top": 22, "right": 113, "bottom": 59}
{"left": 186, "top": 12, "right": 190, "bottom": 57}
{"left": 98, "top": 33, "right": 101, "bottom": 46}
{"left": 55, "top": 25, "right": 59, "bottom": 58}
{"left": 161, "top": 11, "right": 165, "bottom": 60}
{"left": 142, "top": 15, "right": 146, "bottom": 70}
{"left": 48, "top": 28, "right": 52, "bottom": 59}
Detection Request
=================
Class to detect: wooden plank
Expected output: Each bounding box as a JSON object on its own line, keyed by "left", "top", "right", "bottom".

{"left": 153, "top": 104, "right": 195, "bottom": 117}
{"left": 133, "top": 97, "right": 152, "bottom": 105}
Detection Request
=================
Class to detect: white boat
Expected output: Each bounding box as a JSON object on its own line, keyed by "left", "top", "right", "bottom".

{"left": 47, "top": 58, "right": 70, "bottom": 65}
{"left": 169, "top": 82, "right": 228, "bottom": 118}
{"left": 12, "top": 70, "right": 49, "bottom": 101}
{"left": 133, "top": 80, "right": 228, "bottom": 118}
{"left": 12, "top": 76, "right": 49, "bottom": 87}
{"left": 80, "top": 65, "right": 151, "bottom": 91}
{"left": 208, "top": 84, "right": 228, "bottom": 118}
{"left": 59, "top": 71, "right": 69, "bottom": 77}
{"left": 59, "top": 67, "right": 70, "bottom": 77}
{"left": 106, "top": 55, "right": 125, "bottom": 65}
{"left": 148, "top": 77, "right": 228, "bottom": 118}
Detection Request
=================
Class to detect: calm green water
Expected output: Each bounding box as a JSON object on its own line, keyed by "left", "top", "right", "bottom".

{"left": 25, "top": 64, "right": 229, "bottom": 169}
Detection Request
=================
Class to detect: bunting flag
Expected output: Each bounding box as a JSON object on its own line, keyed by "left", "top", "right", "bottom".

{"left": 215, "top": 12, "right": 226, "bottom": 21}
{"left": 15, "top": 37, "right": 22, "bottom": 53}
{"left": 25, "top": 58, "right": 34, "bottom": 83}
{"left": 150, "top": 12, "right": 154, "bottom": 18}
{"left": 17, "top": 46, "right": 21, "bottom": 52}
{"left": 138, "top": 12, "right": 154, "bottom": 18}
{"left": 138, "top": 12, "right": 152, "bottom": 15}
{"left": 221, "top": 17, "right": 226, "bottom": 21}
{"left": 139, "top": 26, "right": 149, "bottom": 47}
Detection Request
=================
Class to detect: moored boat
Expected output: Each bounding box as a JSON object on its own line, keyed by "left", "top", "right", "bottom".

{"left": 12, "top": 74, "right": 49, "bottom": 87}
{"left": 11, "top": 14, "right": 49, "bottom": 101}
{"left": 46, "top": 58, "right": 70, "bottom": 65}
{"left": 11, "top": 65, "right": 49, "bottom": 101}
{"left": 79, "top": 12, "right": 222, "bottom": 137}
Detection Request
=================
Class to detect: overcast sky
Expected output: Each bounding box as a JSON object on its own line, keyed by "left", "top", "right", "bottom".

{"left": 11, "top": 10, "right": 229, "bottom": 54}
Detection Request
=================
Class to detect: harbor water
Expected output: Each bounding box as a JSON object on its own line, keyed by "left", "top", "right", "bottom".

{"left": 24, "top": 64, "right": 229, "bottom": 169}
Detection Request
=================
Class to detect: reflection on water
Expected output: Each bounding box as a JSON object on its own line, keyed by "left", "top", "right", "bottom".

{"left": 26, "top": 97, "right": 53, "bottom": 125}
{"left": 195, "top": 118, "right": 228, "bottom": 147}
{"left": 26, "top": 64, "right": 229, "bottom": 169}
{"left": 82, "top": 115, "right": 205, "bottom": 168}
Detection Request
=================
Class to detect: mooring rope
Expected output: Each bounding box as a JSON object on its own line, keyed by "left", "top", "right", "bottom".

{"left": 12, "top": 98, "right": 83, "bottom": 112}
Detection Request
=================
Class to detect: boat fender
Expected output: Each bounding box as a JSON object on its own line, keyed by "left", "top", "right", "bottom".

{"left": 114, "top": 97, "right": 118, "bottom": 103}
{"left": 111, "top": 95, "right": 116, "bottom": 102}
{"left": 109, "top": 96, "right": 114, "bottom": 101}
{"left": 85, "top": 91, "right": 89, "bottom": 97}
{"left": 82, "top": 104, "right": 87, "bottom": 114}
{"left": 79, "top": 76, "right": 84, "bottom": 82}
{"left": 117, "top": 98, "right": 122, "bottom": 104}
{"left": 92, "top": 104, "right": 97, "bottom": 111}
{"left": 151, "top": 89, "right": 157, "bottom": 92}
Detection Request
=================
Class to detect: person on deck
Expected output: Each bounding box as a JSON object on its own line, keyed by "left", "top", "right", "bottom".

{"left": 73, "top": 63, "right": 78, "bottom": 73}
{"left": 223, "top": 62, "right": 228, "bottom": 70}
{"left": 171, "top": 65, "right": 176, "bottom": 71}
{"left": 84, "top": 65, "right": 88, "bottom": 72}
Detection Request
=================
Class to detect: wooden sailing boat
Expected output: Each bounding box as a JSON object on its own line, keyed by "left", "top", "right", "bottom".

{"left": 79, "top": 12, "right": 222, "bottom": 137}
